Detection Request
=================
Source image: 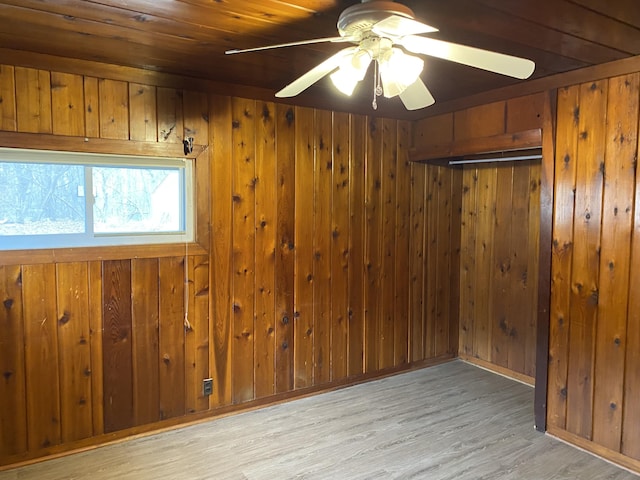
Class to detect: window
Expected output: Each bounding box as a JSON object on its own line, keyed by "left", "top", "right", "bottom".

{"left": 0, "top": 148, "right": 194, "bottom": 250}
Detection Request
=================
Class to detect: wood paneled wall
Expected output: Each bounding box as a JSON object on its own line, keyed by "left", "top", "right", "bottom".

{"left": 459, "top": 161, "right": 540, "bottom": 381}
{"left": 0, "top": 63, "right": 460, "bottom": 467}
{"left": 413, "top": 94, "right": 545, "bottom": 382}
{"left": 547, "top": 73, "right": 640, "bottom": 469}
{"left": 0, "top": 257, "right": 208, "bottom": 458}
{"left": 208, "top": 97, "right": 462, "bottom": 407}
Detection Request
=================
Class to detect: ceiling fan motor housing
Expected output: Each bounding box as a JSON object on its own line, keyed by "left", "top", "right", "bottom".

{"left": 337, "top": 1, "right": 416, "bottom": 38}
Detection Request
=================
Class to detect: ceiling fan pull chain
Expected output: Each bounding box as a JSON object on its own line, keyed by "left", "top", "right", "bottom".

{"left": 372, "top": 60, "right": 378, "bottom": 110}
{"left": 372, "top": 59, "right": 383, "bottom": 110}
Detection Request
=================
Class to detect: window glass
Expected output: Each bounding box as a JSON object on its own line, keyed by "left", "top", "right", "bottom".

{"left": 0, "top": 148, "right": 193, "bottom": 250}
{"left": 0, "top": 161, "right": 85, "bottom": 236}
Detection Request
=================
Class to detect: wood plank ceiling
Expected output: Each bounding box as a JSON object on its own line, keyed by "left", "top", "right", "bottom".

{"left": 0, "top": 0, "right": 639, "bottom": 119}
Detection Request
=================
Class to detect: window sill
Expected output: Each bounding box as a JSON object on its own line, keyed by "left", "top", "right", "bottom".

{"left": 0, "top": 241, "right": 208, "bottom": 266}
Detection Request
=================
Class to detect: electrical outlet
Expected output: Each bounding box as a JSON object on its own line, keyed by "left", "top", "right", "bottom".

{"left": 203, "top": 378, "right": 213, "bottom": 396}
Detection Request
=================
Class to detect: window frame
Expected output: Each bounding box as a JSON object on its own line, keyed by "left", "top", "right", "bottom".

{"left": 0, "top": 135, "right": 209, "bottom": 265}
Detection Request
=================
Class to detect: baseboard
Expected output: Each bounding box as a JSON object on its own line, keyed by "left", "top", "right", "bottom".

{"left": 458, "top": 354, "right": 535, "bottom": 386}
{"left": 547, "top": 425, "right": 640, "bottom": 476}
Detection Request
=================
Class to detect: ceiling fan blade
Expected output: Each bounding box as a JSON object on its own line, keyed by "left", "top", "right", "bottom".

{"left": 372, "top": 15, "right": 438, "bottom": 37}
{"left": 225, "top": 36, "right": 355, "bottom": 55}
{"left": 397, "top": 36, "right": 535, "bottom": 79}
{"left": 399, "top": 78, "right": 435, "bottom": 110}
{"left": 276, "top": 47, "right": 358, "bottom": 98}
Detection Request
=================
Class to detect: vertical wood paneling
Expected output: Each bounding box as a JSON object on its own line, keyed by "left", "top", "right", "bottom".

{"left": 380, "top": 118, "right": 397, "bottom": 369}
{"left": 394, "top": 121, "right": 411, "bottom": 365}
{"left": 55, "top": 262, "right": 93, "bottom": 443}
{"left": 534, "top": 90, "right": 555, "bottom": 430}
{"left": 459, "top": 167, "right": 478, "bottom": 357}
{"left": 184, "top": 91, "right": 211, "bottom": 251}
{"left": 183, "top": 91, "right": 209, "bottom": 145}
{"left": 293, "top": 106, "right": 315, "bottom": 389}
{"left": 348, "top": 114, "right": 366, "bottom": 377}
{"left": 507, "top": 164, "right": 532, "bottom": 374}
{"left": 0, "top": 265, "right": 27, "bottom": 456}
{"left": 449, "top": 168, "right": 463, "bottom": 355}
{"left": 424, "top": 166, "right": 439, "bottom": 357}
{"left": 98, "top": 79, "right": 129, "bottom": 140}
{"left": 548, "top": 85, "right": 580, "bottom": 429}
{"left": 490, "top": 166, "right": 514, "bottom": 367}
{"left": 83, "top": 77, "right": 100, "bottom": 138}
{"left": 0, "top": 61, "right": 453, "bottom": 468}
{"left": 231, "top": 98, "right": 256, "bottom": 402}
{"left": 458, "top": 161, "right": 539, "bottom": 378}
{"left": 254, "top": 101, "right": 276, "bottom": 398}
{"left": 210, "top": 94, "right": 233, "bottom": 407}
{"left": 23, "top": 264, "right": 61, "bottom": 450}
{"left": 409, "top": 163, "right": 427, "bottom": 362}
{"left": 51, "top": 72, "right": 84, "bottom": 136}
{"left": 129, "top": 83, "right": 157, "bottom": 142}
{"left": 313, "top": 109, "right": 332, "bottom": 384}
{"left": 185, "top": 255, "right": 210, "bottom": 413}
{"left": 525, "top": 162, "right": 541, "bottom": 378}
{"left": 331, "top": 111, "right": 350, "bottom": 381}
{"left": 102, "top": 259, "right": 133, "bottom": 433}
{"left": 157, "top": 87, "right": 183, "bottom": 144}
{"left": 87, "top": 261, "right": 104, "bottom": 436}
{"left": 591, "top": 74, "right": 638, "bottom": 451}
{"left": 622, "top": 97, "right": 640, "bottom": 461}
{"left": 15, "top": 67, "right": 51, "bottom": 134}
{"left": 565, "top": 80, "right": 607, "bottom": 439}
{"left": 274, "top": 104, "right": 295, "bottom": 393}
{"left": 472, "top": 166, "right": 497, "bottom": 361}
{"left": 158, "top": 256, "right": 186, "bottom": 419}
{"left": 0, "top": 65, "right": 16, "bottom": 131}
{"left": 131, "top": 258, "right": 160, "bottom": 425}
{"left": 435, "top": 167, "right": 453, "bottom": 356}
{"left": 545, "top": 73, "right": 640, "bottom": 469}
{"left": 364, "top": 117, "right": 382, "bottom": 373}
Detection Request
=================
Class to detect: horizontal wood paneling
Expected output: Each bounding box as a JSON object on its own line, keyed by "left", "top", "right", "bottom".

{"left": 0, "top": 63, "right": 458, "bottom": 468}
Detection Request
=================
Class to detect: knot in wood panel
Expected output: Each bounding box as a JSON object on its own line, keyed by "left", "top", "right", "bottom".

{"left": 261, "top": 104, "right": 271, "bottom": 120}
{"left": 285, "top": 108, "right": 294, "bottom": 125}
{"left": 58, "top": 310, "right": 71, "bottom": 325}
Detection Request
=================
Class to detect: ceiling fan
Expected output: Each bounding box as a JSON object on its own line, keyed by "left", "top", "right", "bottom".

{"left": 225, "top": 0, "right": 535, "bottom": 110}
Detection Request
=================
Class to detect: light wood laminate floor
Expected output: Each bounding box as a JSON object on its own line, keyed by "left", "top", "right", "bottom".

{"left": 1, "top": 360, "right": 637, "bottom": 479}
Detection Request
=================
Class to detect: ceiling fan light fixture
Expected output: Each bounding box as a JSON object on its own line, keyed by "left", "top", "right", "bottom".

{"left": 232, "top": 0, "right": 536, "bottom": 110}
{"left": 330, "top": 67, "right": 360, "bottom": 96}
{"left": 330, "top": 49, "right": 373, "bottom": 96}
{"left": 379, "top": 48, "right": 424, "bottom": 98}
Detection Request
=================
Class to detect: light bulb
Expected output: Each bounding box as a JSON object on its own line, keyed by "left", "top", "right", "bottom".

{"left": 330, "top": 49, "right": 372, "bottom": 96}
{"left": 330, "top": 67, "right": 359, "bottom": 96}
{"left": 379, "top": 48, "right": 424, "bottom": 98}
